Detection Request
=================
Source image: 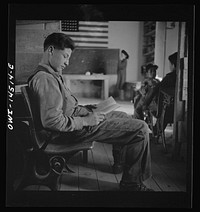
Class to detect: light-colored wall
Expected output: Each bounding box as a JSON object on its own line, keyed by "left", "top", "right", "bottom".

{"left": 154, "top": 22, "right": 166, "bottom": 78}
{"left": 154, "top": 22, "right": 179, "bottom": 79}
{"left": 164, "top": 22, "right": 179, "bottom": 76}
{"left": 108, "top": 21, "right": 143, "bottom": 83}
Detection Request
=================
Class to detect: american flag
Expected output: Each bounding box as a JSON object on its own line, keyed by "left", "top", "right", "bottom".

{"left": 60, "top": 20, "right": 109, "bottom": 48}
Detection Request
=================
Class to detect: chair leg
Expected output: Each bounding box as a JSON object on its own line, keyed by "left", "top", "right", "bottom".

{"left": 15, "top": 152, "right": 36, "bottom": 191}
{"left": 161, "top": 128, "right": 167, "bottom": 153}
{"left": 36, "top": 155, "right": 65, "bottom": 191}
{"left": 160, "top": 106, "right": 168, "bottom": 153}
{"left": 155, "top": 120, "right": 159, "bottom": 143}
{"left": 36, "top": 168, "right": 62, "bottom": 191}
{"left": 16, "top": 154, "right": 65, "bottom": 191}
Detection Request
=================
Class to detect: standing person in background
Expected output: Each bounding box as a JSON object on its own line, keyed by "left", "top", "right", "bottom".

{"left": 116, "top": 50, "right": 129, "bottom": 100}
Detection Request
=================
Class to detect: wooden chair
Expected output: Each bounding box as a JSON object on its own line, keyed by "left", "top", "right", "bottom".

{"left": 155, "top": 90, "right": 174, "bottom": 152}
{"left": 145, "top": 89, "right": 174, "bottom": 152}
{"left": 15, "top": 86, "right": 94, "bottom": 191}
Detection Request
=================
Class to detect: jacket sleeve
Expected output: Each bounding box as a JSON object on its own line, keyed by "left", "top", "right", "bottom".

{"left": 29, "top": 74, "right": 84, "bottom": 132}
{"left": 143, "top": 73, "right": 175, "bottom": 108}
{"left": 143, "top": 85, "right": 159, "bottom": 108}
{"left": 74, "top": 105, "right": 91, "bottom": 116}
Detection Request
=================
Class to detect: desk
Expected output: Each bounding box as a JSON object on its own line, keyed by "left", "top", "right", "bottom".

{"left": 62, "top": 74, "right": 109, "bottom": 99}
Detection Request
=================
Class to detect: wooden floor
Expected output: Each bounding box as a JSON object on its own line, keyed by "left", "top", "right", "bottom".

{"left": 24, "top": 136, "right": 186, "bottom": 192}
{"left": 21, "top": 98, "right": 187, "bottom": 192}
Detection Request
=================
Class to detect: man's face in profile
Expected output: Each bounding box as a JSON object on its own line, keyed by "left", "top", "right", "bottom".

{"left": 48, "top": 46, "right": 72, "bottom": 73}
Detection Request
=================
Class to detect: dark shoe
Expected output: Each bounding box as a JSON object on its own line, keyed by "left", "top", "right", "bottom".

{"left": 120, "top": 181, "right": 154, "bottom": 191}
{"left": 112, "top": 164, "right": 123, "bottom": 174}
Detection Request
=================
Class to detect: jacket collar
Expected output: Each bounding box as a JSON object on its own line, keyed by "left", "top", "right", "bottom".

{"left": 38, "top": 63, "right": 62, "bottom": 79}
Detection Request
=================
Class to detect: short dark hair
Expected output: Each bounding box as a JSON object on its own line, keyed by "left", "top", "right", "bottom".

{"left": 146, "top": 63, "right": 158, "bottom": 71}
{"left": 168, "top": 52, "right": 185, "bottom": 70}
{"left": 121, "top": 50, "right": 129, "bottom": 59}
{"left": 43, "top": 33, "right": 75, "bottom": 52}
{"left": 168, "top": 52, "right": 177, "bottom": 68}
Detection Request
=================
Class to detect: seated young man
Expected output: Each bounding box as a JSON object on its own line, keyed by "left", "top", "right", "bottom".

{"left": 27, "top": 32, "right": 153, "bottom": 191}
{"left": 134, "top": 63, "right": 160, "bottom": 120}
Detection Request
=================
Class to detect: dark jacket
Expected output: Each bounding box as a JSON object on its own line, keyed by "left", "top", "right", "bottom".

{"left": 116, "top": 59, "right": 127, "bottom": 90}
{"left": 143, "top": 70, "right": 176, "bottom": 108}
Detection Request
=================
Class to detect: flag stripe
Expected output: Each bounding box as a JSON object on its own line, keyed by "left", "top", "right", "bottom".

{"left": 76, "top": 43, "right": 108, "bottom": 47}
{"left": 62, "top": 31, "right": 108, "bottom": 37}
{"left": 73, "top": 40, "right": 108, "bottom": 44}
{"left": 65, "top": 34, "right": 108, "bottom": 39}
{"left": 61, "top": 20, "right": 109, "bottom": 48}
{"left": 79, "top": 26, "right": 108, "bottom": 30}
{"left": 71, "top": 37, "right": 108, "bottom": 42}
{"left": 79, "top": 21, "right": 108, "bottom": 26}
{"left": 79, "top": 28, "right": 108, "bottom": 33}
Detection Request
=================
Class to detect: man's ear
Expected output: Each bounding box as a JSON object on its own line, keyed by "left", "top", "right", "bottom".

{"left": 48, "top": 46, "right": 54, "bottom": 54}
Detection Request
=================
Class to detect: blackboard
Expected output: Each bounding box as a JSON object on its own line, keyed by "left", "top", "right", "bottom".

{"left": 15, "top": 48, "right": 120, "bottom": 84}
{"left": 63, "top": 48, "right": 119, "bottom": 75}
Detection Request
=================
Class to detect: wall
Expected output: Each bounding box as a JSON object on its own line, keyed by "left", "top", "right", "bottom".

{"left": 15, "top": 21, "right": 60, "bottom": 84}
{"left": 154, "top": 22, "right": 166, "bottom": 78}
{"left": 164, "top": 22, "right": 179, "bottom": 76}
{"left": 108, "top": 21, "right": 143, "bottom": 83}
{"left": 154, "top": 22, "right": 179, "bottom": 79}
{"left": 15, "top": 20, "right": 143, "bottom": 99}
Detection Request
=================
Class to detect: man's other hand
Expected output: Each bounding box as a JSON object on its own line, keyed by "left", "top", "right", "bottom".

{"left": 82, "top": 112, "right": 105, "bottom": 126}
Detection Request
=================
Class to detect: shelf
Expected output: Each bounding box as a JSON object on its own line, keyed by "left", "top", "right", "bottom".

{"left": 143, "top": 50, "right": 154, "bottom": 56}
{"left": 144, "top": 21, "right": 155, "bottom": 26}
{"left": 143, "top": 43, "right": 155, "bottom": 47}
{"left": 143, "top": 21, "right": 156, "bottom": 64}
{"left": 144, "top": 30, "right": 155, "bottom": 36}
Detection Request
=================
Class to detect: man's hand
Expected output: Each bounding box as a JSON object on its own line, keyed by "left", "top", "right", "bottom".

{"left": 84, "top": 104, "right": 97, "bottom": 112}
{"left": 82, "top": 112, "right": 105, "bottom": 126}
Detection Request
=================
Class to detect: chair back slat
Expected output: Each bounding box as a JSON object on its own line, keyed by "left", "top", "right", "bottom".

{"left": 156, "top": 89, "right": 174, "bottom": 121}
{"left": 21, "top": 86, "right": 34, "bottom": 119}
{"left": 20, "top": 86, "right": 40, "bottom": 150}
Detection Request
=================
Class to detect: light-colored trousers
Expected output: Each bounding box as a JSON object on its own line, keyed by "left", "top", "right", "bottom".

{"left": 54, "top": 111, "right": 152, "bottom": 184}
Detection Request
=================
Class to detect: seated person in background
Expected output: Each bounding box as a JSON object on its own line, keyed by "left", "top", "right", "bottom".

{"left": 27, "top": 32, "right": 153, "bottom": 191}
{"left": 133, "top": 65, "right": 147, "bottom": 108}
{"left": 133, "top": 63, "right": 160, "bottom": 120}
{"left": 134, "top": 52, "right": 182, "bottom": 131}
